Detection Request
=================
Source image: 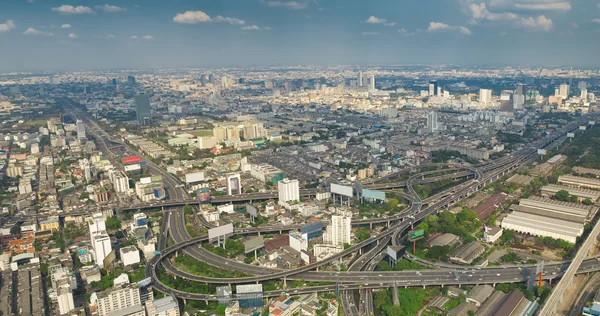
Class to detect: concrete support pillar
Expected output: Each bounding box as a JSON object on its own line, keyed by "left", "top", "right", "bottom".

{"left": 392, "top": 284, "right": 400, "bottom": 306}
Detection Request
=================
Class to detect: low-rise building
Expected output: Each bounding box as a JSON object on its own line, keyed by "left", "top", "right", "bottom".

{"left": 450, "top": 241, "right": 485, "bottom": 265}
{"left": 483, "top": 226, "right": 503, "bottom": 244}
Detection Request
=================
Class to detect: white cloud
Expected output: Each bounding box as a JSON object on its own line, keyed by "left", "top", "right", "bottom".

{"left": 241, "top": 25, "right": 260, "bottom": 30}
{"left": 264, "top": 26, "right": 273, "bottom": 30}
{"left": 514, "top": 2, "right": 571, "bottom": 11}
{"left": 95, "top": 4, "right": 126, "bottom": 13}
{"left": 23, "top": 27, "right": 54, "bottom": 36}
{"left": 68, "top": 33, "right": 77, "bottom": 39}
{"left": 60, "top": 24, "right": 71, "bottom": 29}
{"left": 467, "top": 3, "right": 553, "bottom": 31}
{"left": 361, "top": 31, "right": 379, "bottom": 35}
{"left": 142, "top": 35, "right": 154, "bottom": 39}
{"left": 173, "top": 11, "right": 212, "bottom": 24}
{"left": 173, "top": 11, "right": 245, "bottom": 25}
{"left": 130, "top": 35, "right": 138, "bottom": 39}
{"left": 365, "top": 16, "right": 386, "bottom": 24}
{"left": 51, "top": 5, "right": 93, "bottom": 14}
{"left": 266, "top": 1, "right": 309, "bottom": 10}
{"left": 0, "top": 20, "right": 16, "bottom": 32}
{"left": 214, "top": 16, "right": 245, "bottom": 25}
{"left": 592, "top": 18, "right": 600, "bottom": 23}
{"left": 427, "top": 22, "right": 472, "bottom": 35}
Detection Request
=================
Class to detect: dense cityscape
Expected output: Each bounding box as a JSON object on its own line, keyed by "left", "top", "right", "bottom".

{"left": 3, "top": 0, "right": 600, "bottom": 316}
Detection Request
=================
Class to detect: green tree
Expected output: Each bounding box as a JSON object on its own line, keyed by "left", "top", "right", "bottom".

{"left": 583, "top": 198, "right": 594, "bottom": 205}
{"left": 555, "top": 190, "right": 570, "bottom": 201}
{"left": 106, "top": 216, "right": 122, "bottom": 231}
{"left": 216, "top": 305, "right": 226, "bottom": 315}
{"left": 183, "top": 204, "right": 193, "bottom": 215}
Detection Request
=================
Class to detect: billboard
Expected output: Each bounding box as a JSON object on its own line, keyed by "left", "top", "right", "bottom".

{"left": 330, "top": 183, "right": 353, "bottom": 197}
{"left": 244, "top": 236, "right": 264, "bottom": 253}
{"left": 387, "top": 246, "right": 398, "bottom": 261}
{"left": 246, "top": 204, "right": 258, "bottom": 217}
{"left": 137, "top": 277, "right": 152, "bottom": 288}
{"left": 140, "top": 177, "right": 152, "bottom": 184}
{"left": 590, "top": 121, "right": 596, "bottom": 126}
{"left": 103, "top": 250, "right": 116, "bottom": 269}
{"left": 208, "top": 223, "right": 234, "bottom": 241}
{"left": 124, "top": 164, "right": 141, "bottom": 173}
{"left": 197, "top": 187, "right": 211, "bottom": 202}
{"left": 537, "top": 149, "right": 547, "bottom": 155}
{"left": 185, "top": 172, "right": 205, "bottom": 184}
{"left": 122, "top": 156, "right": 141, "bottom": 164}
{"left": 567, "top": 133, "right": 575, "bottom": 138}
{"left": 236, "top": 284, "right": 263, "bottom": 308}
{"left": 408, "top": 229, "right": 425, "bottom": 241}
{"left": 362, "top": 189, "right": 386, "bottom": 200}
{"left": 580, "top": 126, "right": 587, "bottom": 131}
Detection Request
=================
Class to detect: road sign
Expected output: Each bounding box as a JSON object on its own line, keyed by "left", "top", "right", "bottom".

{"left": 408, "top": 229, "right": 425, "bottom": 241}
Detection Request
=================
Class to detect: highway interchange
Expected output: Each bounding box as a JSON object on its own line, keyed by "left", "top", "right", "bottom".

{"left": 66, "top": 98, "right": 600, "bottom": 314}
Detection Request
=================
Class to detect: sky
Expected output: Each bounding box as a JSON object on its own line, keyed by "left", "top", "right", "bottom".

{"left": 0, "top": 0, "right": 599, "bottom": 71}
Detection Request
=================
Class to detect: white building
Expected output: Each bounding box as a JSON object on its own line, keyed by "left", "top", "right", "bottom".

{"left": 369, "top": 75, "right": 375, "bottom": 90}
{"left": 426, "top": 111, "right": 438, "bottom": 134}
{"left": 92, "top": 233, "right": 112, "bottom": 268}
{"left": 90, "top": 283, "right": 141, "bottom": 316}
{"left": 145, "top": 295, "right": 180, "bottom": 316}
{"left": 76, "top": 120, "right": 86, "bottom": 139}
{"left": 479, "top": 89, "right": 492, "bottom": 105}
{"left": 120, "top": 245, "right": 141, "bottom": 267}
{"left": 278, "top": 178, "right": 299, "bottom": 203}
{"left": 88, "top": 213, "right": 106, "bottom": 237}
{"left": 559, "top": 84, "right": 570, "bottom": 99}
{"left": 57, "top": 280, "right": 75, "bottom": 315}
{"left": 109, "top": 170, "right": 129, "bottom": 194}
{"left": 289, "top": 231, "right": 308, "bottom": 252}
{"left": 226, "top": 173, "right": 242, "bottom": 195}
{"left": 483, "top": 226, "right": 503, "bottom": 244}
{"left": 324, "top": 215, "right": 351, "bottom": 246}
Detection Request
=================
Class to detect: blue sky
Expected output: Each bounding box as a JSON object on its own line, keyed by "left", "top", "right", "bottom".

{"left": 0, "top": 0, "right": 599, "bottom": 71}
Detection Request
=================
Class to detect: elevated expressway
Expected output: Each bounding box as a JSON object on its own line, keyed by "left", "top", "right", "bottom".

{"left": 146, "top": 116, "right": 597, "bottom": 307}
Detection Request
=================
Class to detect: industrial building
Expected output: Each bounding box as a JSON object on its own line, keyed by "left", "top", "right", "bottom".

{"left": 541, "top": 184, "right": 600, "bottom": 202}
{"left": 501, "top": 197, "right": 597, "bottom": 243}
{"left": 558, "top": 175, "right": 600, "bottom": 189}
{"left": 449, "top": 241, "right": 485, "bottom": 265}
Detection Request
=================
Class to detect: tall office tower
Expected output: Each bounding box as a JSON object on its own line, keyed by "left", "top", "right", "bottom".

{"left": 515, "top": 84, "right": 526, "bottom": 95}
{"left": 221, "top": 76, "right": 230, "bottom": 88}
{"left": 324, "top": 215, "right": 351, "bottom": 246}
{"left": 111, "top": 78, "right": 117, "bottom": 85}
{"left": 426, "top": 111, "right": 439, "bottom": 134}
{"left": 109, "top": 170, "right": 129, "bottom": 193}
{"left": 135, "top": 94, "right": 152, "bottom": 125}
{"left": 278, "top": 178, "right": 299, "bottom": 203}
{"left": 513, "top": 93, "right": 525, "bottom": 109}
{"left": 554, "top": 88, "right": 560, "bottom": 97}
{"left": 358, "top": 70, "right": 364, "bottom": 87}
{"left": 127, "top": 76, "right": 136, "bottom": 85}
{"left": 559, "top": 84, "right": 570, "bottom": 99}
{"left": 92, "top": 232, "right": 112, "bottom": 268}
{"left": 581, "top": 88, "right": 588, "bottom": 100}
{"left": 83, "top": 85, "right": 87, "bottom": 95}
{"left": 76, "top": 120, "right": 86, "bottom": 139}
{"left": 90, "top": 283, "right": 142, "bottom": 316}
{"left": 369, "top": 75, "right": 375, "bottom": 90}
{"left": 479, "top": 89, "right": 492, "bottom": 105}
{"left": 200, "top": 75, "right": 208, "bottom": 86}
{"left": 57, "top": 280, "right": 75, "bottom": 315}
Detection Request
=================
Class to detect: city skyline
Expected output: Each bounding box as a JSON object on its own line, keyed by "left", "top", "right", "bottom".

{"left": 1, "top": 0, "right": 600, "bottom": 71}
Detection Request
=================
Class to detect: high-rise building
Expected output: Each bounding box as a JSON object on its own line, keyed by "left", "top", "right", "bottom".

{"left": 581, "top": 88, "right": 588, "bottom": 100}
{"left": 109, "top": 170, "right": 129, "bottom": 193}
{"left": 278, "top": 178, "right": 299, "bottom": 203}
{"left": 369, "top": 75, "right": 375, "bottom": 90}
{"left": 479, "top": 89, "right": 492, "bottom": 105}
{"left": 559, "top": 84, "right": 570, "bottom": 99}
{"left": 87, "top": 213, "right": 106, "bottom": 237}
{"left": 429, "top": 81, "right": 438, "bottom": 97}
{"left": 76, "top": 120, "right": 86, "bottom": 140}
{"left": 57, "top": 280, "right": 75, "bottom": 315}
{"left": 515, "top": 84, "right": 526, "bottom": 95}
{"left": 324, "top": 215, "right": 351, "bottom": 246}
{"left": 127, "top": 76, "right": 136, "bottom": 85}
{"left": 90, "top": 282, "right": 142, "bottom": 316}
{"left": 134, "top": 94, "right": 152, "bottom": 125}
{"left": 145, "top": 295, "right": 180, "bottom": 316}
{"left": 513, "top": 93, "right": 525, "bottom": 109}
{"left": 358, "top": 70, "right": 363, "bottom": 87}
{"left": 92, "top": 233, "right": 112, "bottom": 268}
{"left": 426, "top": 111, "right": 438, "bottom": 134}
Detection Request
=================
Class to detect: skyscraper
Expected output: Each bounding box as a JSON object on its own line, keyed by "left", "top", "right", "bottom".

{"left": 135, "top": 94, "right": 152, "bottom": 125}
{"left": 127, "top": 76, "right": 136, "bottom": 85}
{"left": 76, "top": 119, "right": 86, "bottom": 140}
{"left": 369, "top": 75, "right": 375, "bottom": 90}
{"left": 358, "top": 70, "right": 363, "bottom": 87}
{"left": 426, "top": 111, "right": 438, "bottom": 134}
{"left": 515, "top": 84, "right": 526, "bottom": 95}
{"left": 559, "top": 84, "right": 570, "bottom": 99}
{"left": 479, "top": 89, "right": 492, "bottom": 105}
{"left": 278, "top": 178, "right": 299, "bottom": 203}
{"left": 324, "top": 215, "right": 351, "bottom": 246}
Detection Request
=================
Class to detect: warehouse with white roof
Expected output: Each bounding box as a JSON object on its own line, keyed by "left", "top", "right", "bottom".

{"left": 501, "top": 197, "right": 598, "bottom": 243}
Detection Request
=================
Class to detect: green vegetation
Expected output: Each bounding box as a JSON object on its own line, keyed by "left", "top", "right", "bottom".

{"left": 356, "top": 228, "right": 370, "bottom": 242}
{"left": 374, "top": 288, "right": 440, "bottom": 315}
{"left": 202, "top": 239, "right": 246, "bottom": 259}
{"left": 106, "top": 216, "right": 122, "bottom": 231}
{"left": 555, "top": 190, "right": 578, "bottom": 203}
{"left": 174, "top": 254, "right": 249, "bottom": 278}
{"left": 535, "top": 236, "right": 574, "bottom": 251}
{"left": 431, "top": 150, "right": 462, "bottom": 163}
{"left": 500, "top": 252, "right": 520, "bottom": 263}
{"left": 183, "top": 204, "right": 194, "bottom": 215}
